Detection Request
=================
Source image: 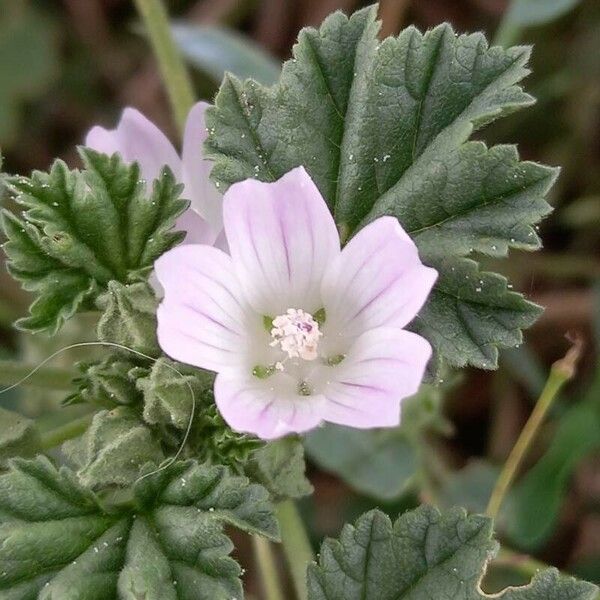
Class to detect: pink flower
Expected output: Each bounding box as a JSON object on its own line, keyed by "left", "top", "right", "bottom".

{"left": 155, "top": 167, "right": 437, "bottom": 439}
{"left": 85, "top": 102, "right": 224, "bottom": 246}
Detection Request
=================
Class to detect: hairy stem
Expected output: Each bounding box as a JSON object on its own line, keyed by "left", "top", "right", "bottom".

{"left": 252, "top": 535, "right": 285, "bottom": 600}
{"left": 276, "top": 500, "right": 314, "bottom": 600}
{"left": 133, "top": 0, "right": 195, "bottom": 135}
{"left": 0, "top": 360, "right": 75, "bottom": 391}
{"left": 486, "top": 336, "right": 583, "bottom": 519}
{"left": 40, "top": 414, "right": 94, "bottom": 450}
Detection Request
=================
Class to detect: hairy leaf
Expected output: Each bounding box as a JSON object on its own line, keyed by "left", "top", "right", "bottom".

{"left": 0, "top": 407, "right": 40, "bottom": 466}
{"left": 205, "top": 6, "right": 555, "bottom": 373}
{"left": 137, "top": 359, "right": 262, "bottom": 469}
{"left": 247, "top": 438, "right": 313, "bottom": 501}
{"left": 138, "top": 358, "right": 214, "bottom": 430}
{"left": 1, "top": 149, "right": 187, "bottom": 334}
{"left": 65, "top": 356, "right": 146, "bottom": 407}
{"left": 63, "top": 407, "right": 164, "bottom": 489}
{"left": 307, "top": 505, "right": 598, "bottom": 600}
{"left": 97, "top": 281, "right": 160, "bottom": 357}
{"left": 0, "top": 456, "right": 279, "bottom": 599}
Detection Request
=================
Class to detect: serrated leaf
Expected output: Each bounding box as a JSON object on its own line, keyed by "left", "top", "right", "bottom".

{"left": 412, "top": 257, "right": 543, "bottom": 372}
{"left": 307, "top": 505, "right": 598, "bottom": 600}
{"left": 63, "top": 407, "right": 164, "bottom": 489}
{"left": 137, "top": 358, "right": 262, "bottom": 469}
{"left": 1, "top": 149, "right": 187, "bottom": 334}
{"left": 0, "top": 406, "right": 41, "bottom": 466}
{"left": 97, "top": 281, "right": 160, "bottom": 357}
{"left": 0, "top": 456, "right": 279, "bottom": 599}
{"left": 137, "top": 357, "right": 214, "bottom": 430}
{"left": 247, "top": 438, "right": 313, "bottom": 502}
{"left": 66, "top": 356, "right": 146, "bottom": 407}
{"left": 205, "top": 6, "right": 554, "bottom": 373}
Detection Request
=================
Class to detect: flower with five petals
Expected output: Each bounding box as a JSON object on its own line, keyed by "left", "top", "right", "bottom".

{"left": 156, "top": 167, "right": 437, "bottom": 439}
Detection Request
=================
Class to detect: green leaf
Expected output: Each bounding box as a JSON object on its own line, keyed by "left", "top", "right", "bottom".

{"left": 247, "top": 438, "right": 313, "bottom": 502}
{"left": 504, "top": 369, "right": 600, "bottom": 550}
{"left": 306, "top": 425, "right": 417, "bottom": 500}
{"left": 137, "top": 357, "right": 214, "bottom": 430}
{"left": 172, "top": 23, "right": 280, "bottom": 85}
{"left": 439, "top": 460, "right": 499, "bottom": 514}
{"left": 412, "top": 257, "right": 543, "bottom": 372}
{"left": 97, "top": 281, "right": 160, "bottom": 357}
{"left": 66, "top": 356, "right": 146, "bottom": 407}
{"left": 505, "top": 0, "right": 584, "bottom": 27}
{"left": 0, "top": 456, "right": 279, "bottom": 599}
{"left": 137, "top": 358, "right": 262, "bottom": 469}
{"left": 0, "top": 406, "right": 40, "bottom": 466}
{"left": 307, "top": 505, "right": 598, "bottom": 600}
{"left": 205, "top": 6, "right": 554, "bottom": 374}
{"left": 305, "top": 386, "right": 448, "bottom": 500}
{"left": 63, "top": 407, "right": 165, "bottom": 489}
{"left": 1, "top": 149, "right": 187, "bottom": 334}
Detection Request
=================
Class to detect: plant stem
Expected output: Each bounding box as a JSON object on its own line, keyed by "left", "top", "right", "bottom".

{"left": 133, "top": 0, "right": 196, "bottom": 135}
{"left": 252, "top": 535, "right": 285, "bottom": 600}
{"left": 40, "top": 414, "right": 94, "bottom": 450}
{"left": 0, "top": 360, "right": 74, "bottom": 391}
{"left": 486, "top": 336, "right": 583, "bottom": 519}
{"left": 276, "top": 500, "right": 314, "bottom": 600}
{"left": 493, "top": 18, "right": 522, "bottom": 47}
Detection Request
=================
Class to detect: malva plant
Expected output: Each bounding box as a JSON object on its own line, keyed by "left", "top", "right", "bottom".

{"left": 0, "top": 2, "right": 597, "bottom": 600}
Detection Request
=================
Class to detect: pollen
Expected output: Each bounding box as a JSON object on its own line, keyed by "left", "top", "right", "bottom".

{"left": 270, "top": 308, "right": 322, "bottom": 361}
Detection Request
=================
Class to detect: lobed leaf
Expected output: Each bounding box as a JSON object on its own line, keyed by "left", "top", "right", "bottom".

{"left": 63, "top": 407, "right": 165, "bottom": 489}
{"left": 247, "top": 438, "right": 313, "bottom": 502}
{"left": 1, "top": 149, "right": 187, "bottom": 334}
{"left": 307, "top": 505, "right": 598, "bottom": 600}
{"left": 97, "top": 281, "right": 160, "bottom": 357}
{"left": 0, "top": 456, "right": 279, "bottom": 599}
{"left": 0, "top": 407, "right": 41, "bottom": 466}
{"left": 205, "top": 5, "right": 556, "bottom": 374}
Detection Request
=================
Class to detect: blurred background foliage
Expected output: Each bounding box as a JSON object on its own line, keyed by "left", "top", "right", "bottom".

{"left": 0, "top": 0, "right": 599, "bottom": 597}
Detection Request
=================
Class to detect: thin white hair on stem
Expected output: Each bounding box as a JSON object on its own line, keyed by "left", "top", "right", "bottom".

{"left": 0, "top": 341, "right": 196, "bottom": 484}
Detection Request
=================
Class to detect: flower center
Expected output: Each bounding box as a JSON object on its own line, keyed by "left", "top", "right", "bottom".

{"left": 269, "top": 308, "right": 322, "bottom": 361}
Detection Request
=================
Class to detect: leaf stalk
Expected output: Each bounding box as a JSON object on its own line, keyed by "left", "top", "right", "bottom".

{"left": 252, "top": 535, "right": 285, "bottom": 600}
{"left": 133, "top": 0, "right": 196, "bottom": 135}
{"left": 276, "top": 500, "right": 314, "bottom": 600}
{"left": 486, "top": 335, "right": 583, "bottom": 519}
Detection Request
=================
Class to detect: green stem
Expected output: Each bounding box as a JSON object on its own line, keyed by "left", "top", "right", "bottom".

{"left": 133, "top": 0, "right": 196, "bottom": 135}
{"left": 252, "top": 535, "right": 285, "bottom": 600}
{"left": 276, "top": 500, "right": 314, "bottom": 600}
{"left": 493, "top": 17, "right": 522, "bottom": 47}
{"left": 0, "top": 361, "right": 75, "bottom": 391}
{"left": 40, "top": 414, "right": 94, "bottom": 450}
{"left": 486, "top": 338, "right": 583, "bottom": 519}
